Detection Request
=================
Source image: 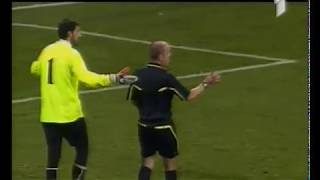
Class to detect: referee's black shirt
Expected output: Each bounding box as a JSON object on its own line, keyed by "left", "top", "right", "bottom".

{"left": 127, "top": 62, "right": 190, "bottom": 126}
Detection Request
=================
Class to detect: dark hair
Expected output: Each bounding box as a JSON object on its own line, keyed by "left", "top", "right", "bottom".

{"left": 58, "top": 19, "right": 79, "bottom": 39}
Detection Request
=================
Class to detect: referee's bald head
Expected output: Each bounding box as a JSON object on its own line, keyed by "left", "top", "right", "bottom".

{"left": 150, "top": 41, "right": 171, "bottom": 62}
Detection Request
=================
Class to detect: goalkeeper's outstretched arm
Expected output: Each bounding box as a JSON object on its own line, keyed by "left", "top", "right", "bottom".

{"left": 71, "top": 50, "right": 132, "bottom": 88}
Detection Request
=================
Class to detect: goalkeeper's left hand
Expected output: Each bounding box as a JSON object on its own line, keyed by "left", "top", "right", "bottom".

{"left": 117, "top": 66, "right": 138, "bottom": 84}
{"left": 108, "top": 66, "right": 138, "bottom": 85}
{"left": 117, "top": 66, "right": 130, "bottom": 78}
{"left": 119, "top": 75, "right": 138, "bottom": 85}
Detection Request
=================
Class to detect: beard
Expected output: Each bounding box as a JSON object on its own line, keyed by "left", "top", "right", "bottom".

{"left": 70, "top": 37, "right": 79, "bottom": 47}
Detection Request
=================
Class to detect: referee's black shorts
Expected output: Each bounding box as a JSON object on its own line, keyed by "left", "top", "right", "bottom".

{"left": 138, "top": 122, "right": 178, "bottom": 159}
{"left": 42, "top": 118, "right": 88, "bottom": 147}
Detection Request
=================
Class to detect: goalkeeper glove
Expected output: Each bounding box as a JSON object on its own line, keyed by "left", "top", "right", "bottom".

{"left": 108, "top": 66, "right": 138, "bottom": 85}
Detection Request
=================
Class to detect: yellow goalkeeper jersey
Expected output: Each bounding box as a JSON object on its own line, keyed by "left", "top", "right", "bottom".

{"left": 31, "top": 39, "right": 112, "bottom": 123}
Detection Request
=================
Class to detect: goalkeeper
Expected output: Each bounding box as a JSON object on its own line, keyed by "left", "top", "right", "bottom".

{"left": 127, "top": 41, "right": 221, "bottom": 180}
{"left": 30, "top": 19, "right": 133, "bottom": 180}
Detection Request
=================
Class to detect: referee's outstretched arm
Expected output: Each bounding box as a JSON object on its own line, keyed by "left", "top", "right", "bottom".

{"left": 187, "top": 72, "right": 221, "bottom": 101}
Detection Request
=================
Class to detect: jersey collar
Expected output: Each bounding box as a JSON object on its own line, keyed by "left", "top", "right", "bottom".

{"left": 147, "top": 62, "right": 167, "bottom": 71}
{"left": 58, "top": 39, "right": 72, "bottom": 47}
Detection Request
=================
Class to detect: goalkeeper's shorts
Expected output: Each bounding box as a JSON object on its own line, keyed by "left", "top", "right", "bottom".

{"left": 138, "top": 122, "right": 178, "bottom": 158}
{"left": 42, "top": 117, "right": 88, "bottom": 147}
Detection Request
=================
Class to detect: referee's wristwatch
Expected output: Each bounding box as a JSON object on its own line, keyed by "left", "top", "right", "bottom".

{"left": 200, "top": 82, "right": 209, "bottom": 89}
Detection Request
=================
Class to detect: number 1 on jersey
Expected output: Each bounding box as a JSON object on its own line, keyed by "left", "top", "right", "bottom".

{"left": 48, "top": 58, "right": 54, "bottom": 84}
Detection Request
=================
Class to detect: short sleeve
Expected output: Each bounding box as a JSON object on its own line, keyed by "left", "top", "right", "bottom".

{"left": 167, "top": 74, "right": 190, "bottom": 101}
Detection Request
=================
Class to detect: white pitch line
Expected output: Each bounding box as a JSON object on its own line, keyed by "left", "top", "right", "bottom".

{"left": 12, "top": 22, "right": 297, "bottom": 104}
{"left": 11, "top": 60, "right": 295, "bottom": 104}
{"left": 178, "top": 60, "right": 294, "bottom": 80}
{"left": 12, "top": 2, "right": 83, "bottom": 11}
{"left": 12, "top": 97, "right": 41, "bottom": 104}
{"left": 12, "top": 22, "right": 298, "bottom": 63}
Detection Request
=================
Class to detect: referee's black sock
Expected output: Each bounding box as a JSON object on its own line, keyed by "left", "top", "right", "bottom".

{"left": 72, "top": 163, "right": 87, "bottom": 180}
{"left": 46, "top": 167, "right": 58, "bottom": 180}
{"left": 165, "top": 170, "right": 177, "bottom": 180}
{"left": 138, "top": 166, "right": 152, "bottom": 180}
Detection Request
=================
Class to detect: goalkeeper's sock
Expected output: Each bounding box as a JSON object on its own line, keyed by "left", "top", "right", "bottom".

{"left": 165, "top": 170, "right": 177, "bottom": 180}
{"left": 72, "top": 163, "right": 87, "bottom": 180}
{"left": 46, "top": 167, "right": 58, "bottom": 180}
{"left": 138, "top": 166, "right": 152, "bottom": 180}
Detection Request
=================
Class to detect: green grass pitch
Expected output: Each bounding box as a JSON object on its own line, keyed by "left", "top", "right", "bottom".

{"left": 12, "top": 2, "right": 307, "bottom": 180}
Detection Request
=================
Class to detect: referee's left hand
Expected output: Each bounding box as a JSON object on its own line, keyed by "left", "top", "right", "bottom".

{"left": 203, "top": 72, "right": 221, "bottom": 87}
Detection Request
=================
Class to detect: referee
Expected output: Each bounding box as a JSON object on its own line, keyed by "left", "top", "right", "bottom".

{"left": 30, "top": 19, "right": 130, "bottom": 180}
{"left": 127, "top": 41, "right": 221, "bottom": 180}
